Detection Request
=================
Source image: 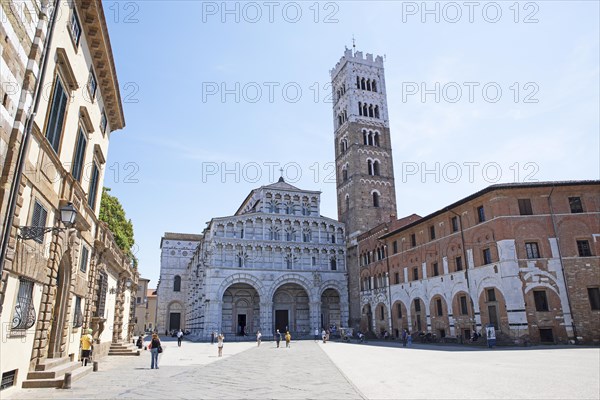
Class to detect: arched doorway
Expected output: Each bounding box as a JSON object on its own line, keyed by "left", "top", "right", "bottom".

{"left": 375, "top": 303, "right": 388, "bottom": 336}
{"left": 429, "top": 295, "right": 450, "bottom": 339}
{"left": 391, "top": 301, "right": 408, "bottom": 338}
{"left": 222, "top": 283, "right": 260, "bottom": 336}
{"left": 411, "top": 298, "right": 426, "bottom": 333}
{"left": 48, "top": 254, "right": 72, "bottom": 358}
{"left": 321, "top": 288, "right": 341, "bottom": 330}
{"left": 361, "top": 304, "right": 373, "bottom": 333}
{"left": 272, "top": 283, "right": 309, "bottom": 336}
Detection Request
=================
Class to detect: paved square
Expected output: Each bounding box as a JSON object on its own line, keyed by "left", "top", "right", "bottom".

{"left": 5, "top": 338, "right": 599, "bottom": 399}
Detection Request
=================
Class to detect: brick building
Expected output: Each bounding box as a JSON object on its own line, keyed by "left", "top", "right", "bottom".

{"left": 357, "top": 181, "right": 599, "bottom": 344}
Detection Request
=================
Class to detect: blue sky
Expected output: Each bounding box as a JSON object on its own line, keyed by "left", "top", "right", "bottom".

{"left": 102, "top": 1, "right": 600, "bottom": 287}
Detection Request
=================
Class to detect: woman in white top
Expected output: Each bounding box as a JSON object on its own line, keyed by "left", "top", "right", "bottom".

{"left": 217, "top": 333, "right": 225, "bottom": 357}
{"left": 256, "top": 331, "right": 262, "bottom": 346}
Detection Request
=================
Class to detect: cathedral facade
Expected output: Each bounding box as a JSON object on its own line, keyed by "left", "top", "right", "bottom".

{"left": 158, "top": 179, "right": 348, "bottom": 339}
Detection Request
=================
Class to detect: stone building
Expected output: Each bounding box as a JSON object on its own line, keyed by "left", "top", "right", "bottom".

{"left": 158, "top": 178, "right": 349, "bottom": 340}
{"left": 331, "top": 48, "right": 398, "bottom": 327}
{"left": 0, "top": 0, "right": 136, "bottom": 391}
{"left": 357, "top": 181, "right": 600, "bottom": 344}
{"left": 157, "top": 233, "right": 202, "bottom": 334}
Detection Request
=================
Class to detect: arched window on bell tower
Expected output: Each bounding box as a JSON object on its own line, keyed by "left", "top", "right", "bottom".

{"left": 372, "top": 191, "right": 380, "bottom": 208}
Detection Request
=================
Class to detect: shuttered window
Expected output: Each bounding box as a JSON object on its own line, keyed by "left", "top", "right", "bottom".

{"left": 45, "top": 78, "right": 68, "bottom": 153}
{"left": 79, "top": 246, "right": 89, "bottom": 273}
{"left": 71, "top": 128, "right": 87, "bottom": 182}
{"left": 88, "top": 162, "right": 100, "bottom": 209}
{"left": 31, "top": 201, "right": 48, "bottom": 244}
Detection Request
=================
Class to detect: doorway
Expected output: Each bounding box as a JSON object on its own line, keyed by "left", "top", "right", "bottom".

{"left": 237, "top": 314, "right": 247, "bottom": 336}
{"left": 275, "top": 310, "right": 289, "bottom": 332}
{"left": 169, "top": 312, "right": 181, "bottom": 332}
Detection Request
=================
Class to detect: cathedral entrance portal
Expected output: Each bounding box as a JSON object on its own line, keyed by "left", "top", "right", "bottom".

{"left": 222, "top": 283, "right": 260, "bottom": 336}
{"left": 272, "top": 283, "right": 309, "bottom": 336}
{"left": 275, "top": 310, "right": 289, "bottom": 333}
{"left": 321, "top": 288, "right": 341, "bottom": 330}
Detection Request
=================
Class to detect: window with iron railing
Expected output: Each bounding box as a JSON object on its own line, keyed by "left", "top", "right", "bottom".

{"left": 12, "top": 278, "right": 36, "bottom": 331}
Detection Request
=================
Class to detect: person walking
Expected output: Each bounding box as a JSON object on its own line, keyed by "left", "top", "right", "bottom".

{"left": 321, "top": 329, "right": 327, "bottom": 343}
{"left": 80, "top": 328, "right": 93, "bottom": 366}
{"left": 407, "top": 331, "right": 412, "bottom": 347}
{"left": 211, "top": 331, "right": 215, "bottom": 345}
{"left": 285, "top": 331, "right": 291, "bottom": 348}
{"left": 217, "top": 333, "right": 225, "bottom": 357}
{"left": 149, "top": 333, "right": 161, "bottom": 369}
{"left": 177, "top": 329, "right": 183, "bottom": 347}
{"left": 275, "top": 329, "right": 281, "bottom": 348}
{"left": 314, "top": 328, "right": 319, "bottom": 342}
{"left": 256, "top": 330, "right": 262, "bottom": 347}
{"left": 402, "top": 329, "right": 408, "bottom": 347}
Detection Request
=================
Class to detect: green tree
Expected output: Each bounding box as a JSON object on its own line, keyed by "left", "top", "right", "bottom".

{"left": 99, "top": 187, "right": 137, "bottom": 267}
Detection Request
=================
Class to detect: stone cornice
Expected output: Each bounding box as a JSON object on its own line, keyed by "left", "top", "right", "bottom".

{"left": 76, "top": 0, "right": 125, "bottom": 131}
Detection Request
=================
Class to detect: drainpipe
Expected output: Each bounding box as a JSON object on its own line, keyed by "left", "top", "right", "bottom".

{"left": 547, "top": 186, "right": 578, "bottom": 344}
{"left": 0, "top": 0, "right": 60, "bottom": 297}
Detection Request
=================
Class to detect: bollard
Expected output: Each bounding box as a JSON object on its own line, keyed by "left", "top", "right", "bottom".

{"left": 63, "top": 372, "right": 72, "bottom": 389}
{"left": 93, "top": 361, "right": 98, "bottom": 372}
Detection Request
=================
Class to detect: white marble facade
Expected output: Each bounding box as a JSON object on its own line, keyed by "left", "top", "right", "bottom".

{"left": 182, "top": 178, "right": 349, "bottom": 339}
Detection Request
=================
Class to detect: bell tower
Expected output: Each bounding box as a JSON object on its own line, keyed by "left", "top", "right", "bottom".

{"left": 331, "top": 48, "right": 397, "bottom": 326}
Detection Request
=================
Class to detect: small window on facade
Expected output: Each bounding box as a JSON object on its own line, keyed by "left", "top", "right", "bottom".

{"left": 487, "top": 288, "right": 496, "bottom": 302}
{"left": 380, "top": 306, "right": 385, "bottom": 320}
{"left": 79, "top": 245, "right": 89, "bottom": 273}
{"left": 432, "top": 262, "right": 439, "bottom": 276}
{"left": 477, "top": 206, "right": 485, "bottom": 223}
{"left": 331, "top": 234, "right": 336, "bottom": 244}
{"left": 70, "top": 8, "right": 81, "bottom": 46}
{"left": 456, "top": 256, "right": 463, "bottom": 271}
{"left": 330, "top": 259, "right": 337, "bottom": 271}
{"left": 394, "top": 272, "right": 400, "bottom": 284}
{"left": 518, "top": 199, "right": 533, "bottom": 215}
{"left": 577, "top": 240, "right": 592, "bottom": 257}
{"left": 73, "top": 296, "right": 83, "bottom": 328}
{"left": 87, "top": 69, "right": 97, "bottom": 100}
{"left": 436, "top": 298, "right": 443, "bottom": 316}
{"left": 410, "top": 233, "right": 416, "bottom": 247}
{"left": 459, "top": 295, "right": 468, "bottom": 315}
{"left": 311, "top": 256, "right": 316, "bottom": 266}
{"left": 392, "top": 240, "right": 398, "bottom": 254}
{"left": 31, "top": 200, "right": 48, "bottom": 244}
{"left": 1, "top": 369, "right": 17, "bottom": 391}
{"left": 397, "top": 303, "right": 402, "bottom": 318}
{"left": 451, "top": 216, "right": 459, "bottom": 232}
{"left": 412, "top": 267, "right": 419, "bottom": 281}
{"left": 569, "top": 197, "right": 583, "bottom": 213}
{"left": 100, "top": 110, "right": 108, "bottom": 134}
{"left": 414, "top": 300, "right": 421, "bottom": 312}
{"left": 533, "top": 290, "right": 549, "bottom": 312}
{"left": 588, "top": 288, "right": 600, "bottom": 310}
{"left": 429, "top": 225, "right": 435, "bottom": 240}
{"left": 525, "top": 242, "right": 540, "bottom": 259}
{"left": 174, "top": 275, "right": 181, "bottom": 292}
{"left": 372, "top": 192, "right": 380, "bottom": 208}
{"left": 137, "top": 297, "right": 141, "bottom": 304}
{"left": 483, "top": 248, "right": 492, "bottom": 265}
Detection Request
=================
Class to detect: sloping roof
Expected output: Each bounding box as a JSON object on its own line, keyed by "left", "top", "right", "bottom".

{"left": 147, "top": 289, "right": 157, "bottom": 297}
{"left": 261, "top": 177, "right": 304, "bottom": 192}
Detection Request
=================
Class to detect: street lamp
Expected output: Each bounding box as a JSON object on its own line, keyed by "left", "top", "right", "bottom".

{"left": 18, "top": 202, "right": 77, "bottom": 241}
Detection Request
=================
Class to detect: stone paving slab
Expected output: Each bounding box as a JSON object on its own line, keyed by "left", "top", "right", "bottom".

{"left": 318, "top": 341, "right": 600, "bottom": 400}
{"left": 5, "top": 338, "right": 363, "bottom": 400}
{"left": 5, "top": 339, "right": 599, "bottom": 400}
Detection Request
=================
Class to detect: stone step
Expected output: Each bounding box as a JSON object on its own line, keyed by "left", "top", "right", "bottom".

{"left": 27, "top": 361, "right": 81, "bottom": 380}
{"left": 34, "top": 356, "right": 71, "bottom": 371}
{"left": 22, "top": 365, "right": 92, "bottom": 388}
